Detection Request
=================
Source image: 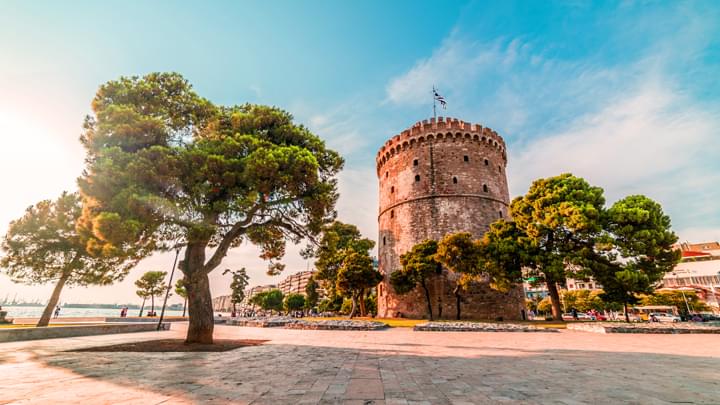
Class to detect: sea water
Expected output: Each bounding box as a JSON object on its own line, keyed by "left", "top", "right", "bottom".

{"left": 1, "top": 305, "right": 185, "bottom": 318}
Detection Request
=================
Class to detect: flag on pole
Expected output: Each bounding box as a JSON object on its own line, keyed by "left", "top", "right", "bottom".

{"left": 433, "top": 88, "right": 447, "bottom": 109}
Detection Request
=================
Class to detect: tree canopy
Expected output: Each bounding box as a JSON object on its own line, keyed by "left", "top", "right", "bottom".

{"left": 250, "top": 289, "right": 284, "bottom": 313}
{"left": 507, "top": 173, "right": 606, "bottom": 320}
{"left": 304, "top": 275, "right": 319, "bottom": 310}
{"left": 594, "top": 195, "right": 680, "bottom": 320}
{"left": 391, "top": 239, "right": 441, "bottom": 320}
{"left": 77, "top": 72, "right": 343, "bottom": 343}
{"left": 222, "top": 268, "right": 249, "bottom": 312}
{"left": 336, "top": 251, "right": 382, "bottom": 318}
{"left": 284, "top": 293, "right": 306, "bottom": 312}
{"left": 1, "top": 192, "right": 135, "bottom": 326}
{"left": 135, "top": 270, "right": 167, "bottom": 314}
{"left": 436, "top": 232, "right": 483, "bottom": 320}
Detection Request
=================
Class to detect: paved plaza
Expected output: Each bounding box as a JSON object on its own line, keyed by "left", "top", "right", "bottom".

{"left": 0, "top": 324, "right": 718, "bottom": 404}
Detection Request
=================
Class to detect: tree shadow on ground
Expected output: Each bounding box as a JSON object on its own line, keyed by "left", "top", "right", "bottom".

{"left": 15, "top": 338, "right": 720, "bottom": 404}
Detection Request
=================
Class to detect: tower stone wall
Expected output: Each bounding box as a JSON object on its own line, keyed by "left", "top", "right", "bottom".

{"left": 376, "top": 116, "right": 525, "bottom": 320}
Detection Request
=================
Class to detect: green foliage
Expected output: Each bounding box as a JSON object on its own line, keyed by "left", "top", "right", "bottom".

{"left": 364, "top": 293, "right": 377, "bottom": 316}
{"left": 135, "top": 271, "right": 167, "bottom": 300}
{"left": 222, "top": 268, "right": 249, "bottom": 307}
{"left": 304, "top": 276, "right": 319, "bottom": 309}
{"left": 307, "top": 221, "right": 375, "bottom": 295}
{"left": 336, "top": 251, "right": 382, "bottom": 317}
{"left": 537, "top": 297, "right": 553, "bottom": 313}
{"left": 510, "top": 173, "right": 606, "bottom": 319}
{"left": 77, "top": 72, "right": 343, "bottom": 343}
{"left": 174, "top": 278, "right": 188, "bottom": 299}
{"left": 595, "top": 195, "right": 679, "bottom": 310}
{"left": 436, "top": 232, "right": 483, "bottom": 319}
{"left": 392, "top": 239, "right": 441, "bottom": 319}
{"left": 560, "top": 289, "right": 612, "bottom": 312}
{"left": 284, "top": 293, "right": 305, "bottom": 312}
{"left": 1, "top": 192, "right": 135, "bottom": 286}
{"left": 641, "top": 290, "right": 709, "bottom": 314}
{"left": 318, "top": 295, "right": 343, "bottom": 313}
{"left": 250, "top": 289, "right": 284, "bottom": 312}
{"left": 477, "top": 220, "right": 529, "bottom": 292}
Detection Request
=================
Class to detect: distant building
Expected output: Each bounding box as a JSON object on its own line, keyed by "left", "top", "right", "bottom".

{"left": 278, "top": 270, "right": 315, "bottom": 296}
{"left": 213, "top": 283, "right": 278, "bottom": 311}
{"left": 662, "top": 241, "right": 720, "bottom": 311}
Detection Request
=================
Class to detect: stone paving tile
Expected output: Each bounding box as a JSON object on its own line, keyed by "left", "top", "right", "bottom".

{"left": 0, "top": 325, "right": 719, "bottom": 404}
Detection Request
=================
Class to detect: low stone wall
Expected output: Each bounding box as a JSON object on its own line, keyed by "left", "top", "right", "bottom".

{"left": 414, "top": 322, "right": 556, "bottom": 332}
{"left": 105, "top": 317, "right": 188, "bottom": 323}
{"left": 284, "top": 320, "right": 388, "bottom": 330}
{"left": 0, "top": 323, "right": 171, "bottom": 343}
{"left": 227, "top": 317, "right": 299, "bottom": 328}
{"left": 567, "top": 322, "right": 720, "bottom": 334}
{"left": 11, "top": 317, "right": 106, "bottom": 324}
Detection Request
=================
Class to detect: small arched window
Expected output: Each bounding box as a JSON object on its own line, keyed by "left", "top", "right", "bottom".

{"left": 390, "top": 186, "right": 394, "bottom": 194}
{"left": 498, "top": 210, "right": 503, "bottom": 218}
{"left": 385, "top": 171, "right": 389, "bottom": 178}
{"left": 413, "top": 159, "right": 418, "bottom": 166}
{"left": 483, "top": 184, "right": 488, "bottom": 192}
{"left": 390, "top": 210, "right": 394, "bottom": 218}
{"left": 498, "top": 165, "right": 502, "bottom": 172}
{"left": 452, "top": 176, "right": 458, "bottom": 184}
{"left": 463, "top": 155, "right": 469, "bottom": 162}
{"left": 383, "top": 236, "right": 386, "bottom": 245}
{"left": 415, "top": 175, "right": 420, "bottom": 182}
{"left": 484, "top": 159, "right": 489, "bottom": 166}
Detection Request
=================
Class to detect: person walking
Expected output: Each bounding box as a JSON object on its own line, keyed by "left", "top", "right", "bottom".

{"left": 53, "top": 305, "right": 61, "bottom": 319}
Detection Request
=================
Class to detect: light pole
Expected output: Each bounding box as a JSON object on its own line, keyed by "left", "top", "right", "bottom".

{"left": 157, "top": 245, "right": 183, "bottom": 331}
{"left": 672, "top": 272, "right": 692, "bottom": 316}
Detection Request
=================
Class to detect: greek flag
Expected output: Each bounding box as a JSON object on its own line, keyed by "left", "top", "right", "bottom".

{"left": 433, "top": 88, "right": 447, "bottom": 109}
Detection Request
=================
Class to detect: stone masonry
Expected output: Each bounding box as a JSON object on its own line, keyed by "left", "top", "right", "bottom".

{"left": 376, "top": 116, "right": 525, "bottom": 319}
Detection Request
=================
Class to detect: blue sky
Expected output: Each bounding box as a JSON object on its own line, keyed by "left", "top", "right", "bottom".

{"left": 1, "top": 1, "right": 719, "bottom": 304}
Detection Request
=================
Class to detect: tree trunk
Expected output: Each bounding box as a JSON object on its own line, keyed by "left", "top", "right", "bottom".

{"left": 184, "top": 242, "right": 214, "bottom": 344}
{"left": 437, "top": 277, "right": 443, "bottom": 319}
{"left": 37, "top": 273, "right": 69, "bottom": 327}
{"left": 421, "top": 280, "right": 434, "bottom": 321}
{"left": 186, "top": 270, "right": 214, "bottom": 344}
{"left": 139, "top": 297, "right": 146, "bottom": 317}
{"left": 348, "top": 292, "right": 358, "bottom": 319}
{"left": 150, "top": 295, "right": 155, "bottom": 316}
{"left": 454, "top": 284, "right": 461, "bottom": 320}
{"left": 547, "top": 281, "right": 562, "bottom": 321}
{"left": 624, "top": 302, "right": 629, "bottom": 323}
{"left": 359, "top": 289, "right": 366, "bottom": 317}
{"left": 182, "top": 298, "right": 187, "bottom": 317}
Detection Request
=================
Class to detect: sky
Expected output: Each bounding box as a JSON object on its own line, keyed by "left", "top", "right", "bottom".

{"left": 1, "top": 0, "right": 719, "bottom": 305}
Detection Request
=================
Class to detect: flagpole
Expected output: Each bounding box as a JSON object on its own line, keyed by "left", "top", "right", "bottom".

{"left": 432, "top": 85, "right": 437, "bottom": 119}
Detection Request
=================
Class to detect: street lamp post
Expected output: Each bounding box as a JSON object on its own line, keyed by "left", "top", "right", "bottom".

{"left": 157, "top": 245, "right": 183, "bottom": 331}
{"left": 672, "top": 272, "right": 693, "bottom": 316}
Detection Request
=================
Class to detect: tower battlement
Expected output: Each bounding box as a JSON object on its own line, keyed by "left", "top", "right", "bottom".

{"left": 376, "top": 117, "right": 506, "bottom": 175}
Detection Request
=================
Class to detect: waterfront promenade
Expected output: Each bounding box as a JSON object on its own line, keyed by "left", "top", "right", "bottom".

{"left": 0, "top": 324, "right": 718, "bottom": 404}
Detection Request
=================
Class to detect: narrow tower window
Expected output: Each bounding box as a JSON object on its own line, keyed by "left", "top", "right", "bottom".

{"left": 390, "top": 186, "right": 394, "bottom": 193}
{"left": 484, "top": 158, "right": 489, "bottom": 166}
{"left": 415, "top": 174, "right": 420, "bottom": 182}
{"left": 385, "top": 171, "right": 388, "bottom": 178}
{"left": 463, "top": 155, "right": 469, "bottom": 162}
{"left": 383, "top": 236, "right": 386, "bottom": 245}
{"left": 452, "top": 176, "right": 458, "bottom": 184}
{"left": 390, "top": 210, "right": 394, "bottom": 218}
{"left": 413, "top": 159, "right": 418, "bottom": 166}
{"left": 483, "top": 184, "right": 488, "bottom": 192}
{"left": 498, "top": 210, "right": 503, "bottom": 218}
{"left": 498, "top": 165, "right": 502, "bottom": 172}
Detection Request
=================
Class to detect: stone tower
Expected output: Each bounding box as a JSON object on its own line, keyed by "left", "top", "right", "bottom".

{"left": 376, "top": 116, "right": 525, "bottom": 320}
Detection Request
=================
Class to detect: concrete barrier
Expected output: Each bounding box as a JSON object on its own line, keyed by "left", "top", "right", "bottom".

{"left": 0, "top": 323, "right": 171, "bottom": 343}
{"left": 105, "top": 317, "right": 188, "bottom": 323}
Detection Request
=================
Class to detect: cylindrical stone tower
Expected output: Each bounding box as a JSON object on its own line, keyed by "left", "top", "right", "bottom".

{"left": 376, "top": 116, "right": 524, "bottom": 320}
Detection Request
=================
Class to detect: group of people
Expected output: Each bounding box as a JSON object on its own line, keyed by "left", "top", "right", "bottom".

{"left": 119, "top": 306, "right": 129, "bottom": 317}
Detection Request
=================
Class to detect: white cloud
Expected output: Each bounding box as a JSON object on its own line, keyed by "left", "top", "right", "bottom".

{"left": 508, "top": 75, "right": 720, "bottom": 243}
{"left": 385, "top": 37, "right": 509, "bottom": 106}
